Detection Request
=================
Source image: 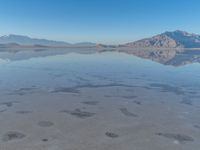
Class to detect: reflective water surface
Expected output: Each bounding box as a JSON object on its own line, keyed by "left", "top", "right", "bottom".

{"left": 0, "top": 48, "right": 200, "bottom": 150}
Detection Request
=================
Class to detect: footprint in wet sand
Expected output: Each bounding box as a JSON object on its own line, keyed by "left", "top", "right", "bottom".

{"left": 38, "top": 121, "right": 54, "bottom": 127}
{"left": 82, "top": 101, "right": 99, "bottom": 106}
{"left": 16, "top": 111, "right": 33, "bottom": 114}
{"left": 194, "top": 125, "right": 200, "bottom": 129}
{"left": 52, "top": 87, "right": 80, "bottom": 94}
{"left": 60, "top": 109, "right": 95, "bottom": 119}
{"left": 2, "top": 131, "right": 26, "bottom": 142}
{"left": 105, "top": 132, "right": 119, "bottom": 138}
{"left": 133, "top": 101, "right": 142, "bottom": 105}
{"left": 181, "top": 97, "right": 193, "bottom": 106}
{"left": 0, "top": 109, "right": 7, "bottom": 113}
{"left": 156, "top": 132, "right": 194, "bottom": 143}
{"left": 120, "top": 108, "right": 137, "bottom": 117}
{"left": 12, "top": 87, "right": 37, "bottom": 95}
{"left": 122, "top": 96, "right": 138, "bottom": 99}
{"left": 42, "top": 138, "right": 49, "bottom": 142}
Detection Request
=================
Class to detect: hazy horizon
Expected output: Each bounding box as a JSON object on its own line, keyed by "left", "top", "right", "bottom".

{"left": 0, "top": 0, "right": 200, "bottom": 44}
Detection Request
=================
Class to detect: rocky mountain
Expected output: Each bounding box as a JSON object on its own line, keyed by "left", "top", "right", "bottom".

{"left": 124, "top": 30, "right": 200, "bottom": 48}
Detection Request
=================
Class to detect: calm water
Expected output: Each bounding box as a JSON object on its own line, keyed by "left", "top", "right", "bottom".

{"left": 0, "top": 49, "right": 200, "bottom": 150}
{"left": 0, "top": 50, "right": 200, "bottom": 92}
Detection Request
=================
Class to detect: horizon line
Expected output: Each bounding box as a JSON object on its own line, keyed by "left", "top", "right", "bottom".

{"left": 0, "top": 29, "right": 196, "bottom": 45}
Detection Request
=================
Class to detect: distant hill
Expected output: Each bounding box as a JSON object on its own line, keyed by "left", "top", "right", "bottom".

{"left": 0, "top": 34, "right": 72, "bottom": 47}
{"left": 0, "top": 34, "right": 99, "bottom": 48}
{"left": 123, "top": 30, "right": 200, "bottom": 48}
{"left": 74, "top": 42, "right": 97, "bottom": 47}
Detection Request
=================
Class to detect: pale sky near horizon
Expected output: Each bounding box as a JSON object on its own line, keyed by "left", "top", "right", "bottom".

{"left": 0, "top": 0, "right": 200, "bottom": 44}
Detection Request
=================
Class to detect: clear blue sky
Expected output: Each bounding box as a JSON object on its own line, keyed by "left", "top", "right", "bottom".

{"left": 0, "top": 0, "right": 199, "bottom": 44}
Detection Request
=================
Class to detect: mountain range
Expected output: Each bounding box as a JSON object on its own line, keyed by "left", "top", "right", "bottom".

{"left": 0, "top": 34, "right": 96, "bottom": 48}
{"left": 123, "top": 30, "right": 200, "bottom": 48}
{"left": 1, "top": 30, "right": 200, "bottom": 48}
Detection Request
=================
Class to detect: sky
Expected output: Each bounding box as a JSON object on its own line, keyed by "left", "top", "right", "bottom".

{"left": 0, "top": 0, "right": 200, "bottom": 44}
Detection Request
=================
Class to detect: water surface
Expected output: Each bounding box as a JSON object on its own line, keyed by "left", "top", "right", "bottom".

{"left": 0, "top": 49, "right": 199, "bottom": 150}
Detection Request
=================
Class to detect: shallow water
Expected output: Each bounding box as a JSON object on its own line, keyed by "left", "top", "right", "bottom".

{"left": 0, "top": 49, "right": 200, "bottom": 150}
